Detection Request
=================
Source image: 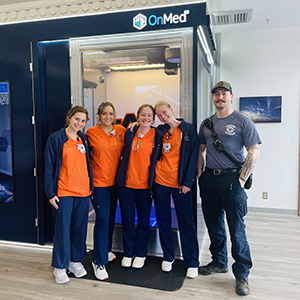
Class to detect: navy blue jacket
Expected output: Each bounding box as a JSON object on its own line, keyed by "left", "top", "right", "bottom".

{"left": 44, "top": 128, "right": 94, "bottom": 200}
{"left": 155, "top": 119, "right": 199, "bottom": 188}
{"left": 116, "top": 126, "right": 158, "bottom": 191}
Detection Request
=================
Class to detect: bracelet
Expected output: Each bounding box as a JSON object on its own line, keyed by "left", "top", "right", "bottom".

{"left": 239, "top": 177, "right": 246, "bottom": 182}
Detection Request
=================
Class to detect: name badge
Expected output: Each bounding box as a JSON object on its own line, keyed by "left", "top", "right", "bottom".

{"left": 163, "top": 143, "right": 171, "bottom": 153}
{"left": 76, "top": 144, "right": 86, "bottom": 153}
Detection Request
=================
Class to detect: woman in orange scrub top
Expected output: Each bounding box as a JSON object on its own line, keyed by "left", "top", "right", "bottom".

{"left": 153, "top": 100, "right": 199, "bottom": 279}
{"left": 44, "top": 106, "right": 93, "bottom": 285}
{"left": 116, "top": 104, "right": 157, "bottom": 269}
{"left": 86, "top": 101, "right": 125, "bottom": 280}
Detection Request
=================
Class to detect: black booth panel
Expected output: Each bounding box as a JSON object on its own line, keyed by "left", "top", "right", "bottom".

{"left": 0, "top": 30, "right": 72, "bottom": 244}
{"left": 0, "top": 2, "right": 207, "bottom": 244}
{"left": 0, "top": 37, "right": 37, "bottom": 242}
{"left": 36, "top": 41, "right": 71, "bottom": 244}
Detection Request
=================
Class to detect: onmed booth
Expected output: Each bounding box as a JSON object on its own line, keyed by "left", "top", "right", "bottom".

{"left": 0, "top": 2, "right": 216, "bottom": 259}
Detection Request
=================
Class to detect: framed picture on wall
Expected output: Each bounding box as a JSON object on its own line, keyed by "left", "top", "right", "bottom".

{"left": 239, "top": 96, "right": 282, "bottom": 123}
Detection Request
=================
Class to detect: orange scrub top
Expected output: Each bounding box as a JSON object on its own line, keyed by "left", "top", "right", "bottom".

{"left": 154, "top": 123, "right": 182, "bottom": 188}
{"left": 126, "top": 128, "right": 155, "bottom": 189}
{"left": 57, "top": 133, "right": 91, "bottom": 197}
{"left": 86, "top": 124, "right": 125, "bottom": 187}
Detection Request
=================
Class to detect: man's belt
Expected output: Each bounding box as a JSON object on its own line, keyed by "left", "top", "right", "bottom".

{"left": 206, "top": 168, "right": 240, "bottom": 175}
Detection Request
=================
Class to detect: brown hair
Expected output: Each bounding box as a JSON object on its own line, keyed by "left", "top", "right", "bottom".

{"left": 137, "top": 104, "right": 155, "bottom": 121}
{"left": 65, "top": 105, "right": 89, "bottom": 126}
{"left": 154, "top": 100, "right": 171, "bottom": 111}
{"left": 96, "top": 101, "right": 116, "bottom": 124}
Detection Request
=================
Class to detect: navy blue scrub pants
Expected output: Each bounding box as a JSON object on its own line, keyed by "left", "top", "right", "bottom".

{"left": 92, "top": 185, "right": 117, "bottom": 265}
{"left": 117, "top": 185, "right": 152, "bottom": 257}
{"left": 199, "top": 171, "right": 252, "bottom": 279}
{"left": 153, "top": 182, "right": 199, "bottom": 268}
{"left": 52, "top": 196, "right": 90, "bottom": 269}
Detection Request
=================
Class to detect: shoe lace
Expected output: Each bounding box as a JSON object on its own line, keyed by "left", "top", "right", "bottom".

{"left": 237, "top": 278, "right": 248, "bottom": 284}
{"left": 205, "top": 261, "right": 216, "bottom": 269}
{"left": 96, "top": 264, "right": 105, "bottom": 270}
{"left": 73, "top": 262, "right": 82, "bottom": 268}
{"left": 56, "top": 269, "right": 66, "bottom": 275}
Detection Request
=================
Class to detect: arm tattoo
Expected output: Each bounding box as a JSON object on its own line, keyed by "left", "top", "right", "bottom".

{"left": 239, "top": 144, "right": 260, "bottom": 181}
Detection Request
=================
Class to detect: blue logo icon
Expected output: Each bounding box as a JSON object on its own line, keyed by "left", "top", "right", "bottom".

{"left": 133, "top": 13, "right": 147, "bottom": 30}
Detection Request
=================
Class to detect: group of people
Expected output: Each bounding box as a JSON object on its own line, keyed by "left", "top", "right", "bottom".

{"left": 44, "top": 81, "right": 261, "bottom": 297}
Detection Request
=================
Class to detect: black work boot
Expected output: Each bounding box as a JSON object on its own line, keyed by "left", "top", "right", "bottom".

{"left": 199, "top": 261, "right": 228, "bottom": 275}
{"left": 236, "top": 278, "right": 250, "bottom": 296}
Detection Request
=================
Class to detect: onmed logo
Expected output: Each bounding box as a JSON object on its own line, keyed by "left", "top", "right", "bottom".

{"left": 133, "top": 10, "right": 190, "bottom": 30}
{"left": 133, "top": 13, "right": 147, "bottom": 30}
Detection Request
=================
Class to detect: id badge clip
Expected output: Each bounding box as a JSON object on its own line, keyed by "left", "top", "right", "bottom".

{"left": 76, "top": 144, "right": 86, "bottom": 153}
{"left": 163, "top": 143, "right": 171, "bottom": 153}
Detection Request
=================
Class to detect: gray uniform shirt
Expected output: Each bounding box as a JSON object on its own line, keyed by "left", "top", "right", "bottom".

{"left": 199, "top": 110, "right": 262, "bottom": 169}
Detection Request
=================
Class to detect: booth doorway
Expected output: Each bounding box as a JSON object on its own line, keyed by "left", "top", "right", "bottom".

{"left": 69, "top": 29, "right": 194, "bottom": 258}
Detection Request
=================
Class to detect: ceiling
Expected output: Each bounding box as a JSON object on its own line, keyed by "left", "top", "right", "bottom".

{"left": 82, "top": 46, "right": 168, "bottom": 70}
{"left": 0, "top": 0, "right": 39, "bottom": 5}
{"left": 1, "top": 0, "right": 300, "bottom": 30}
{"left": 1, "top": 0, "right": 299, "bottom": 33}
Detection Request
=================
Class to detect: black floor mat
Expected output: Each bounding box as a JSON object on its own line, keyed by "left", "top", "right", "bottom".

{"left": 69, "top": 251, "right": 186, "bottom": 291}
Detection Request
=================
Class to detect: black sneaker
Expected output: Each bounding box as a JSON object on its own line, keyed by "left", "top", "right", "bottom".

{"left": 199, "top": 262, "right": 228, "bottom": 275}
{"left": 236, "top": 278, "right": 250, "bottom": 296}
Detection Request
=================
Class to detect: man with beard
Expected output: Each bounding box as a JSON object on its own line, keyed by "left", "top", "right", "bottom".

{"left": 197, "top": 81, "right": 261, "bottom": 296}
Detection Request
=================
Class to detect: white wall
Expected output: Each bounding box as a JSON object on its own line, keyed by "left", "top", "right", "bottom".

{"left": 219, "top": 26, "right": 300, "bottom": 213}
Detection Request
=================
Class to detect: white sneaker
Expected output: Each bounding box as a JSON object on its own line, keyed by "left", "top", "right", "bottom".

{"left": 92, "top": 262, "right": 109, "bottom": 280}
{"left": 186, "top": 267, "right": 199, "bottom": 279}
{"left": 69, "top": 262, "right": 87, "bottom": 278}
{"left": 161, "top": 260, "right": 174, "bottom": 272}
{"left": 108, "top": 252, "right": 116, "bottom": 262}
{"left": 53, "top": 268, "right": 70, "bottom": 284}
{"left": 121, "top": 257, "right": 133, "bottom": 268}
{"left": 132, "top": 257, "right": 146, "bottom": 269}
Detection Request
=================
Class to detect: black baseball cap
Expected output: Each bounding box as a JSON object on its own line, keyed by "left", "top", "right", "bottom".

{"left": 211, "top": 81, "right": 233, "bottom": 94}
